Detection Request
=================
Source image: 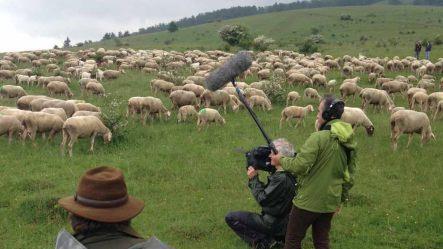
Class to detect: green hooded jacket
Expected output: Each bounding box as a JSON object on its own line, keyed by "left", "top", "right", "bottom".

{"left": 280, "top": 119, "right": 357, "bottom": 213}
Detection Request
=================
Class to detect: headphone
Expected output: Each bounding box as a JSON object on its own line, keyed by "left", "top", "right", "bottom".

{"left": 322, "top": 99, "right": 345, "bottom": 121}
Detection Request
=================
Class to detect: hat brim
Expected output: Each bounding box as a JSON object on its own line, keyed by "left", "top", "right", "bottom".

{"left": 58, "top": 196, "right": 144, "bottom": 223}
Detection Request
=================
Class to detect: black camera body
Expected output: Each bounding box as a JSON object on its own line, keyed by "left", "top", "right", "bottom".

{"left": 245, "top": 146, "right": 275, "bottom": 173}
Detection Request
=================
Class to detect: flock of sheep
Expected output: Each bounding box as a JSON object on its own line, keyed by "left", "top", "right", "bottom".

{"left": 0, "top": 47, "right": 442, "bottom": 156}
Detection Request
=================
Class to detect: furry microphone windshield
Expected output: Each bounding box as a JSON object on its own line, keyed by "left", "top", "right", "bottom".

{"left": 205, "top": 51, "right": 252, "bottom": 91}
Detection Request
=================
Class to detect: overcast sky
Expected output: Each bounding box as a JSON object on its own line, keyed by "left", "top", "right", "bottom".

{"left": 0, "top": 0, "right": 296, "bottom": 52}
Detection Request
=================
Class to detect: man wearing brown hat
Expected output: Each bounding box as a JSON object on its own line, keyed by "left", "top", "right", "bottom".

{"left": 58, "top": 166, "right": 170, "bottom": 249}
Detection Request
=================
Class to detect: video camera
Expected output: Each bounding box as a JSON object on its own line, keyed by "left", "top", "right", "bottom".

{"left": 245, "top": 146, "right": 274, "bottom": 173}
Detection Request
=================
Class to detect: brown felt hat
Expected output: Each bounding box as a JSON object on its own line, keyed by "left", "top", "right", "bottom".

{"left": 58, "top": 166, "right": 144, "bottom": 223}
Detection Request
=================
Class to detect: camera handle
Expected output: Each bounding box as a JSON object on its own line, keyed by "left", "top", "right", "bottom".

{"left": 232, "top": 79, "right": 277, "bottom": 154}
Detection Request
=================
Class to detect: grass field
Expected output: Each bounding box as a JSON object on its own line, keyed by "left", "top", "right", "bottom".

{"left": 73, "top": 4, "right": 443, "bottom": 59}
{"left": 0, "top": 61, "right": 442, "bottom": 249}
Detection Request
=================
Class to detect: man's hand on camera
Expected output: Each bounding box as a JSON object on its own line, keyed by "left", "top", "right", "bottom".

{"left": 270, "top": 151, "right": 282, "bottom": 166}
{"left": 247, "top": 166, "right": 258, "bottom": 179}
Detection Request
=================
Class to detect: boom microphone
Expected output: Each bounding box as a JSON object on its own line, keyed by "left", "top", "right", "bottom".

{"left": 205, "top": 51, "right": 252, "bottom": 91}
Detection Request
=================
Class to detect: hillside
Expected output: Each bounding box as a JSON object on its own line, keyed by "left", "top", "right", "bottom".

{"left": 76, "top": 4, "right": 443, "bottom": 58}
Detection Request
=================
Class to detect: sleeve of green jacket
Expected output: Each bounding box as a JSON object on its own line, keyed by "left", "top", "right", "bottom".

{"left": 280, "top": 133, "right": 319, "bottom": 176}
{"left": 248, "top": 175, "right": 283, "bottom": 206}
{"left": 341, "top": 149, "right": 357, "bottom": 203}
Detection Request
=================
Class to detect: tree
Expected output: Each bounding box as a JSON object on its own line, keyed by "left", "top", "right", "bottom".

{"left": 123, "top": 31, "right": 130, "bottom": 37}
{"left": 102, "top": 33, "right": 111, "bottom": 40}
{"left": 219, "top": 24, "right": 252, "bottom": 47}
{"left": 118, "top": 31, "right": 123, "bottom": 37}
{"left": 63, "top": 37, "right": 71, "bottom": 48}
{"left": 167, "top": 21, "right": 178, "bottom": 32}
{"left": 53, "top": 45, "right": 59, "bottom": 49}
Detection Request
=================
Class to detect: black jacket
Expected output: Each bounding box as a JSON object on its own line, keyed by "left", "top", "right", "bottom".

{"left": 248, "top": 171, "right": 297, "bottom": 218}
{"left": 426, "top": 43, "right": 432, "bottom": 52}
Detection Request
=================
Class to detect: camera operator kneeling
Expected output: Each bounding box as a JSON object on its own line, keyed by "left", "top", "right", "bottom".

{"left": 225, "top": 139, "right": 297, "bottom": 249}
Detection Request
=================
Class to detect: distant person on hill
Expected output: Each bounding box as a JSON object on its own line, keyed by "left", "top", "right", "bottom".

{"left": 56, "top": 166, "right": 172, "bottom": 249}
{"left": 425, "top": 41, "right": 432, "bottom": 60}
{"left": 415, "top": 41, "right": 422, "bottom": 59}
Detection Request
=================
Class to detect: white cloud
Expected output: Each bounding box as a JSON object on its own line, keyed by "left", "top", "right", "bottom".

{"left": 0, "top": 0, "right": 297, "bottom": 52}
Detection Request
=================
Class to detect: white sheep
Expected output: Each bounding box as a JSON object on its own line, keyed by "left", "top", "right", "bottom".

{"left": 22, "top": 112, "right": 64, "bottom": 142}
{"left": 0, "top": 85, "right": 27, "bottom": 98}
{"left": 411, "top": 92, "right": 429, "bottom": 112}
{"left": 61, "top": 116, "right": 112, "bottom": 157}
{"left": 41, "top": 107, "right": 68, "bottom": 121}
{"left": 360, "top": 88, "right": 394, "bottom": 112}
{"left": 339, "top": 82, "right": 363, "bottom": 102}
{"left": 303, "top": 88, "right": 321, "bottom": 101}
{"left": 341, "top": 107, "right": 374, "bottom": 136}
{"left": 0, "top": 115, "right": 24, "bottom": 143}
{"left": 280, "top": 105, "right": 314, "bottom": 128}
{"left": 433, "top": 100, "right": 443, "bottom": 121}
{"left": 72, "top": 111, "right": 101, "bottom": 119}
{"left": 177, "top": 105, "right": 198, "bottom": 123}
{"left": 286, "top": 91, "right": 300, "bottom": 106}
{"left": 390, "top": 110, "right": 435, "bottom": 150}
{"left": 47, "top": 81, "right": 74, "bottom": 98}
{"left": 197, "top": 108, "right": 225, "bottom": 130}
{"left": 248, "top": 95, "right": 272, "bottom": 111}
{"left": 326, "top": 80, "right": 337, "bottom": 93}
{"left": 85, "top": 81, "right": 105, "bottom": 96}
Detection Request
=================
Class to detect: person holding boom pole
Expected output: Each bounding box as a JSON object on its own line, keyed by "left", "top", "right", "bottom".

{"left": 270, "top": 95, "right": 358, "bottom": 249}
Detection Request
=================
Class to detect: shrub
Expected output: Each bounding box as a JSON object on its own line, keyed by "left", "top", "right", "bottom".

{"left": 309, "top": 34, "right": 324, "bottom": 44}
{"left": 340, "top": 14, "right": 352, "bottom": 21}
{"left": 311, "top": 27, "right": 320, "bottom": 35}
{"left": 219, "top": 24, "right": 252, "bottom": 47}
{"left": 434, "top": 35, "right": 442, "bottom": 45}
{"left": 101, "top": 96, "right": 128, "bottom": 144}
{"left": 262, "top": 78, "right": 285, "bottom": 104}
{"left": 299, "top": 38, "right": 319, "bottom": 54}
{"left": 252, "top": 35, "right": 275, "bottom": 52}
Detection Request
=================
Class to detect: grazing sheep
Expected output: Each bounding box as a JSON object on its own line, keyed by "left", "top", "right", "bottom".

{"left": 150, "top": 79, "right": 175, "bottom": 94}
{"left": 177, "top": 105, "right": 198, "bottom": 123}
{"left": 15, "top": 74, "right": 30, "bottom": 85}
{"left": 360, "top": 88, "right": 394, "bottom": 112}
{"left": 41, "top": 108, "right": 68, "bottom": 121}
{"left": 72, "top": 111, "right": 101, "bottom": 119}
{"left": 257, "top": 69, "right": 271, "bottom": 80}
{"left": 103, "top": 69, "right": 123, "bottom": 79}
{"left": 433, "top": 100, "right": 443, "bottom": 121}
{"left": 326, "top": 80, "right": 337, "bottom": 93}
{"left": 407, "top": 88, "right": 427, "bottom": 108}
{"left": 169, "top": 90, "right": 199, "bottom": 109}
{"left": 417, "top": 79, "right": 435, "bottom": 92}
{"left": 312, "top": 74, "right": 327, "bottom": 87}
{"left": 381, "top": 80, "right": 410, "bottom": 99}
{"left": 197, "top": 108, "right": 225, "bottom": 130}
{"left": 85, "top": 81, "right": 105, "bottom": 96}
{"left": 342, "top": 65, "right": 353, "bottom": 78}
{"left": 343, "top": 77, "right": 360, "bottom": 85}
{"left": 375, "top": 77, "right": 392, "bottom": 88}
{"left": 22, "top": 112, "right": 64, "bottom": 142}
{"left": 286, "top": 91, "right": 300, "bottom": 106}
{"left": 47, "top": 81, "right": 74, "bottom": 98}
{"left": 126, "top": 97, "right": 144, "bottom": 119}
{"left": 61, "top": 116, "right": 112, "bottom": 157}
{"left": 427, "top": 92, "right": 443, "bottom": 111}
{"left": 17, "top": 95, "right": 49, "bottom": 110}
{"left": 96, "top": 69, "right": 104, "bottom": 81}
{"left": 391, "top": 107, "right": 406, "bottom": 114}
{"left": 339, "top": 82, "right": 363, "bottom": 102}
{"left": 182, "top": 83, "right": 205, "bottom": 99}
{"left": 76, "top": 103, "right": 101, "bottom": 113}
{"left": 341, "top": 107, "right": 374, "bottom": 136}
{"left": 38, "top": 76, "right": 70, "bottom": 87}
{"left": 0, "top": 115, "right": 24, "bottom": 143}
{"left": 390, "top": 110, "right": 435, "bottom": 150}
{"left": 304, "top": 88, "right": 321, "bottom": 101}
{"left": 368, "top": 73, "right": 377, "bottom": 83}
{"left": 244, "top": 88, "right": 268, "bottom": 100}
{"left": 0, "top": 85, "right": 27, "bottom": 98}
{"left": 287, "top": 73, "right": 312, "bottom": 86}
{"left": 78, "top": 78, "right": 98, "bottom": 91}
{"left": 280, "top": 105, "right": 314, "bottom": 128}
{"left": 0, "top": 70, "right": 15, "bottom": 79}
{"left": 41, "top": 99, "right": 79, "bottom": 117}
{"left": 140, "top": 97, "right": 171, "bottom": 124}
{"left": 201, "top": 90, "right": 237, "bottom": 113}
{"left": 248, "top": 95, "right": 272, "bottom": 111}
{"left": 411, "top": 92, "right": 429, "bottom": 111}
